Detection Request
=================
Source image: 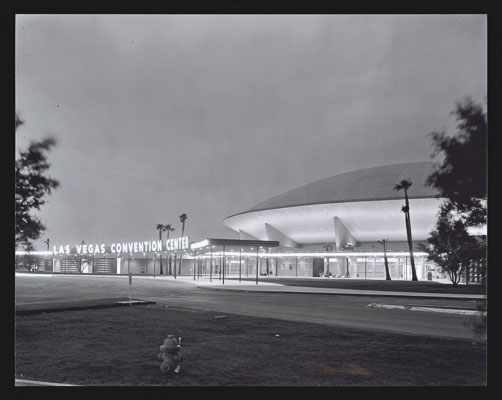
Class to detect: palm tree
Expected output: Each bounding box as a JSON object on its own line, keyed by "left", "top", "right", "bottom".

{"left": 179, "top": 213, "right": 188, "bottom": 237}
{"left": 394, "top": 180, "right": 418, "bottom": 281}
{"left": 377, "top": 239, "right": 391, "bottom": 280}
{"left": 165, "top": 224, "right": 175, "bottom": 274}
{"left": 321, "top": 243, "right": 334, "bottom": 276}
{"left": 156, "top": 224, "right": 167, "bottom": 274}
{"left": 178, "top": 214, "right": 188, "bottom": 275}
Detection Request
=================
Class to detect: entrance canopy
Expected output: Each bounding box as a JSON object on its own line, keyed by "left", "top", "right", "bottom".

{"left": 190, "top": 238, "right": 279, "bottom": 250}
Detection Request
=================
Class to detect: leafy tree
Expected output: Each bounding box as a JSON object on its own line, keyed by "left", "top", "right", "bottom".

{"left": 424, "top": 98, "right": 487, "bottom": 284}
{"left": 426, "top": 98, "right": 487, "bottom": 227}
{"left": 394, "top": 180, "right": 418, "bottom": 281}
{"left": 421, "top": 202, "right": 483, "bottom": 286}
{"left": 15, "top": 243, "right": 39, "bottom": 271}
{"left": 15, "top": 114, "right": 60, "bottom": 250}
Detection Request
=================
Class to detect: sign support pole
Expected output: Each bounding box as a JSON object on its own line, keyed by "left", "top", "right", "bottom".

{"left": 129, "top": 272, "right": 132, "bottom": 307}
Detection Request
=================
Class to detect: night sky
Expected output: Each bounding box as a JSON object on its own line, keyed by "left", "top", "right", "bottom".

{"left": 15, "top": 14, "right": 487, "bottom": 249}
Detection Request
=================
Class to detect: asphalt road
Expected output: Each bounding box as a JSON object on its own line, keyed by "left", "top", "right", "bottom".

{"left": 15, "top": 274, "right": 484, "bottom": 340}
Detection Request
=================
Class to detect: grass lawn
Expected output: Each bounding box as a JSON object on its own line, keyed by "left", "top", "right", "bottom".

{"left": 228, "top": 278, "right": 486, "bottom": 295}
{"left": 15, "top": 304, "right": 486, "bottom": 386}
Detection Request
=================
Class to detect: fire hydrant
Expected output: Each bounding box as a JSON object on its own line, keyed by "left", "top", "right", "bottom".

{"left": 157, "top": 334, "right": 183, "bottom": 374}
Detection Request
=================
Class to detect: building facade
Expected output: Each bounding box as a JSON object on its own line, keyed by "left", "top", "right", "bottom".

{"left": 16, "top": 162, "right": 456, "bottom": 281}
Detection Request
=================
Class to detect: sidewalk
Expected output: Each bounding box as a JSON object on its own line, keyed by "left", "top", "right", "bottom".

{"left": 173, "top": 276, "right": 486, "bottom": 300}
{"left": 16, "top": 273, "right": 486, "bottom": 300}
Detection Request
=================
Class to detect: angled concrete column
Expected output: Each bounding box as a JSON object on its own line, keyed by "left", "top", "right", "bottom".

{"left": 265, "top": 223, "right": 301, "bottom": 248}
{"left": 239, "top": 230, "right": 260, "bottom": 240}
{"left": 333, "top": 217, "right": 358, "bottom": 250}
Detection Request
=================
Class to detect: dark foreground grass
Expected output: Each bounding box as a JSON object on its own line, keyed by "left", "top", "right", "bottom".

{"left": 15, "top": 304, "right": 486, "bottom": 386}
{"left": 229, "top": 278, "right": 486, "bottom": 295}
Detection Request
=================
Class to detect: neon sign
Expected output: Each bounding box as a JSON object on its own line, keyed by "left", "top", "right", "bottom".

{"left": 52, "top": 236, "right": 191, "bottom": 256}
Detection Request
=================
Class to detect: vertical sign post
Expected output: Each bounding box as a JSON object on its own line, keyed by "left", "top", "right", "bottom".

{"left": 129, "top": 272, "right": 132, "bottom": 307}
{"left": 239, "top": 249, "right": 242, "bottom": 283}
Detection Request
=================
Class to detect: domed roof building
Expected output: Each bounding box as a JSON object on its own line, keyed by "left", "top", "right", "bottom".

{"left": 224, "top": 161, "right": 443, "bottom": 250}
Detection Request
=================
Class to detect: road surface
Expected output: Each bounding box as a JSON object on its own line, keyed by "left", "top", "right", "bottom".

{"left": 15, "top": 274, "right": 484, "bottom": 340}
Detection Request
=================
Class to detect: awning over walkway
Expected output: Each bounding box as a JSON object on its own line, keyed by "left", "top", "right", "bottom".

{"left": 190, "top": 238, "right": 280, "bottom": 250}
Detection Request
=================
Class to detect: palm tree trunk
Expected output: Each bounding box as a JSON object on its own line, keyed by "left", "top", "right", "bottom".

{"left": 405, "top": 212, "right": 418, "bottom": 281}
{"left": 383, "top": 241, "right": 391, "bottom": 280}
{"left": 158, "top": 230, "right": 163, "bottom": 275}
{"left": 404, "top": 190, "right": 418, "bottom": 281}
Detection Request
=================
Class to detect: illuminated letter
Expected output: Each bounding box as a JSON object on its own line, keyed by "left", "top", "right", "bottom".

{"left": 138, "top": 242, "right": 144, "bottom": 253}
{"left": 111, "top": 243, "right": 116, "bottom": 253}
{"left": 101, "top": 244, "right": 105, "bottom": 253}
{"left": 88, "top": 244, "right": 94, "bottom": 254}
{"left": 64, "top": 245, "right": 70, "bottom": 255}
{"left": 128, "top": 243, "right": 134, "bottom": 253}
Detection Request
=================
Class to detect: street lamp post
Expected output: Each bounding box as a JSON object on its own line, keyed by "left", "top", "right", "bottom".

{"left": 255, "top": 247, "right": 259, "bottom": 285}
{"left": 193, "top": 251, "right": 196, "bottom": 281}
{"left": 222, "top": 245, "right": 225, "bottom": 285}
{"left": 239, "top": 249, "right": 242, "bottom": 283}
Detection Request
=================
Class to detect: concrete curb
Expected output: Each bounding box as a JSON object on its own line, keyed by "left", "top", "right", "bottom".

{"left": 15, "top": 379, "right": 77, "bottom": 386}
{"left": 197, "top": 284, "right": 486, "bottom": 300}
{"left": 367, "top": 303, "right": 486, "bottom": 315}
{"left": 16, "top": 299, "right": 156, "bottom": 316}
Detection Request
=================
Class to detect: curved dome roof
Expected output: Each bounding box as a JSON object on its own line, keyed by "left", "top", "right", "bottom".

{"left": 230, "top": 162, "right": 439, "bottom": 217}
